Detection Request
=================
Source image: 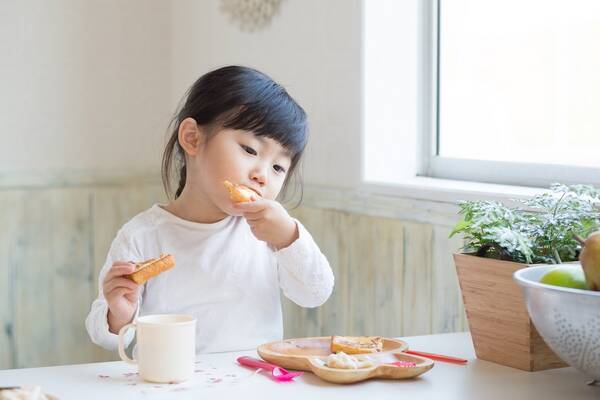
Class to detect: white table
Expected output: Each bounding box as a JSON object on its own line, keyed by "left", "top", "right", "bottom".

{"left": 1, "top": 332, "right": 598, "bottom": 400}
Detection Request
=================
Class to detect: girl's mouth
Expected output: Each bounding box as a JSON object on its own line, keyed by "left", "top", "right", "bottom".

{"left": 247, "top": 187, "right": 262, "bottom": 197}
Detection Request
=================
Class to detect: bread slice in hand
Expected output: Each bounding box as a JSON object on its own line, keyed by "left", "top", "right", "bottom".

{"left": 127, "top": 253, "right": 175, "bottom": 284}
{"left": 223, "top": 180, "right": 259, "bottom": 203}
{"left": 330, "top": 336, "right": 384, "bottom": 354}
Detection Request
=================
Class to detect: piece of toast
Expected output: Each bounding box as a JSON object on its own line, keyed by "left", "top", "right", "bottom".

{"left": 127, "top": 253, "right": 175, "bottom": 284}
{"left": 330, "top": 336, "right": 384, "bottom": 354}
{"left": 223, "top": 180, "right": 259, "bottom": 203}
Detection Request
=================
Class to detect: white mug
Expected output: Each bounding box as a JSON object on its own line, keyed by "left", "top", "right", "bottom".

{"left": 118, "top": 314, "right": 196, "bottom": 383}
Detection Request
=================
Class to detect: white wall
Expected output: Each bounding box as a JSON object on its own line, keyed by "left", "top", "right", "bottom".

{"left": 2, "top": 0, "right": 419, "bottom": 191}
{"left": 0, "top": 0, "right": 171, "bottom": 177}
{"left": 363, "top": 0, "right": 420, "bottom": 184}
{"left": 170, "top": 0, "right": 364, "bottom": 189}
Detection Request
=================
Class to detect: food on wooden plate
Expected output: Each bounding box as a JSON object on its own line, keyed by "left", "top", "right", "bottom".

{"left": 325, "top": 352, "right": 374, "bottom": 369}
{"left": 0, "top": 386, "right": 55, "bottom": 400}
{"left": 330, "top": 336, "right": 383, "bottom": 354}
{"left": 223, "top": 180, "right": 259, "bottom": 203}
{"left": 127, "top": 253, "right": 175, "bottom": 284}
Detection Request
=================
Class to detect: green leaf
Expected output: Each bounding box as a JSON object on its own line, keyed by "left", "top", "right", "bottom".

{"left": 449, "top": 219, "right": 470, "bottom": 238}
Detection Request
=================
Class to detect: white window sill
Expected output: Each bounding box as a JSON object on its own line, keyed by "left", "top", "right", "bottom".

{"left": 360, "top": 176, "right": 547, "bottom": 205}
{"left": 300, "top": 177, "right": 546, "bottom": 227}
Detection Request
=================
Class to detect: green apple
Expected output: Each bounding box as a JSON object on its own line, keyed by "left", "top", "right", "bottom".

{"left": 540, "top": 265, "right": 589, "bottom": 290}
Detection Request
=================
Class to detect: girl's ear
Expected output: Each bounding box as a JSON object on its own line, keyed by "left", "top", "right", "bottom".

{"left": 178, "top": 117, "right": 205, "bottom": 156}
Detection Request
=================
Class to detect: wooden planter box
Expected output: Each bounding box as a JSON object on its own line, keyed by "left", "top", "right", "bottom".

{"left": 453, "top": 253, "right": 567, "bottom": 371}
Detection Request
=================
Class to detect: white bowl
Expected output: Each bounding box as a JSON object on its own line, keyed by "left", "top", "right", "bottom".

{"left": 514, "top": 265, "right": 600, "bottom": 382}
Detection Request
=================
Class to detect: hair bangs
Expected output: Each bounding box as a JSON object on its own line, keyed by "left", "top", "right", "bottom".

{"left": 220, "top": 94, "right": 308, "bottom": 159}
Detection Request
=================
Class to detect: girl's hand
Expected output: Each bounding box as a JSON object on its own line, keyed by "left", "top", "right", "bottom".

{"left": 233, "top": 199, "right": 299, "bottom": 250}
{"left": 103, "top": 261, "right": 140, "bottom": 333}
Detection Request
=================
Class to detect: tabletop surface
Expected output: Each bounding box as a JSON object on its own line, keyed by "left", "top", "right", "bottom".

{"left": 1, "top": 332, "right": 598, "bottom": 400}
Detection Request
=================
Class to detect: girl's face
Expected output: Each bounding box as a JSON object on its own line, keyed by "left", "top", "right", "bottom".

{"left": 191, "top": 127, "right": 292, "bottom": 216}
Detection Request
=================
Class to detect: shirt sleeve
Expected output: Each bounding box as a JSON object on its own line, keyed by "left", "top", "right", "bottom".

{"left": 85, "top": 229, "right": 144, "bottom": 351}
{"left": 275, "top": 220, "right": 334, "bottom": 308}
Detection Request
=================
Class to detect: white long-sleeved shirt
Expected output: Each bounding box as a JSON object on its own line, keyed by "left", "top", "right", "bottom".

{"left": 85, "top": 204, "right": 334, "bottom": 354}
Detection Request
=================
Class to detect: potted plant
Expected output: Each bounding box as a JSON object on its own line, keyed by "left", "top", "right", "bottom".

{"left": 450, "top": 183, "right": 600, "bottom": 371}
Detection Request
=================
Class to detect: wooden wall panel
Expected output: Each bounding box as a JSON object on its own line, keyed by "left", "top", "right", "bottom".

{"left": 431, "top": 225, "right": 466, "bottom": 333}
{"left": 370, "top": 217, "right": 404, "bottom": 338}
{"left": 11, "top": 189, "right": 95, "bottom": 368}
{"left": 401, "top": 222, "right": 433, "bottom": 336}
{"left": 0, "top": 191, "right": 20, "bottom": 369}
{"left": 285, "top": 207, "right": 463, "bottom": 341}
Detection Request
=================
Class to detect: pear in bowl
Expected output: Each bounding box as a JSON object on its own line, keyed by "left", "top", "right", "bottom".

{"left": 576, "top": 231, "right": 600, "bottom": 291}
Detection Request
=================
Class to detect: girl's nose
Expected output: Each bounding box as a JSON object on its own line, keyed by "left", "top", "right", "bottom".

{"left": 250, "top": 168, "right": 267, "bottom": 186}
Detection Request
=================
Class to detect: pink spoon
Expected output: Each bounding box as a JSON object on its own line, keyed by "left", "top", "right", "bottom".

{"left": 237, "top": 356, "right": 303, "bottom": 382}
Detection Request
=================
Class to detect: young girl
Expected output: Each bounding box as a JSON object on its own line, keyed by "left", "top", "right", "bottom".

{"left": 85, "top": 66, "right": 334, "bottom": 353}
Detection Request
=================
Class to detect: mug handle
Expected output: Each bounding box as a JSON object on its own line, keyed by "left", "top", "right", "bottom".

{"left": 118, "top": 322, "right": 137, "bottom": 365}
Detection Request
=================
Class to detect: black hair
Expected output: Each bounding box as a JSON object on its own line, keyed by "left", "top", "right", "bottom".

{"left": 162, "top": 65, "right": 308, "bottom": 202}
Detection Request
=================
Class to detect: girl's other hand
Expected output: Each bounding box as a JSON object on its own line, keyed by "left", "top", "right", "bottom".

{"left": 103, "top": 261, "right": 140, "bottom": 334}
{"left": 233, "top": 199, "right": 299, "bottom": 250}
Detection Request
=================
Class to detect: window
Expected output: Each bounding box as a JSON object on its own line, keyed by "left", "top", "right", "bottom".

{"left": 426, "top": 0, "right": 600, "bottom": 187}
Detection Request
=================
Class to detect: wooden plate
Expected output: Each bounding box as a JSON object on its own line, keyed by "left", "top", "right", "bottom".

{"left": 257, "top": 336, "right": 408, "bottom": 371}
{"left": 307, "top": 352, "right": 434, "bottom": 384}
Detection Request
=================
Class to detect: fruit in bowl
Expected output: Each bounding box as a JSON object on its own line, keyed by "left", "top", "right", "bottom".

{"left": 576, "top": 231, "right": 600, "bottom": 291}
{"left": 539, "top": 265, "right": 588, "bottom": 290}
{"left": 514, "top": 265, "right": 600, "bottom": 384}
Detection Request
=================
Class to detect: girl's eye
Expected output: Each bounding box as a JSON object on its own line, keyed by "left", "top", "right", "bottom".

{"left": 241, "top": 145, "right": 257, "bottom": 155}
{"left": 273, "top": 164, "right": 286, "bottom": 174}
